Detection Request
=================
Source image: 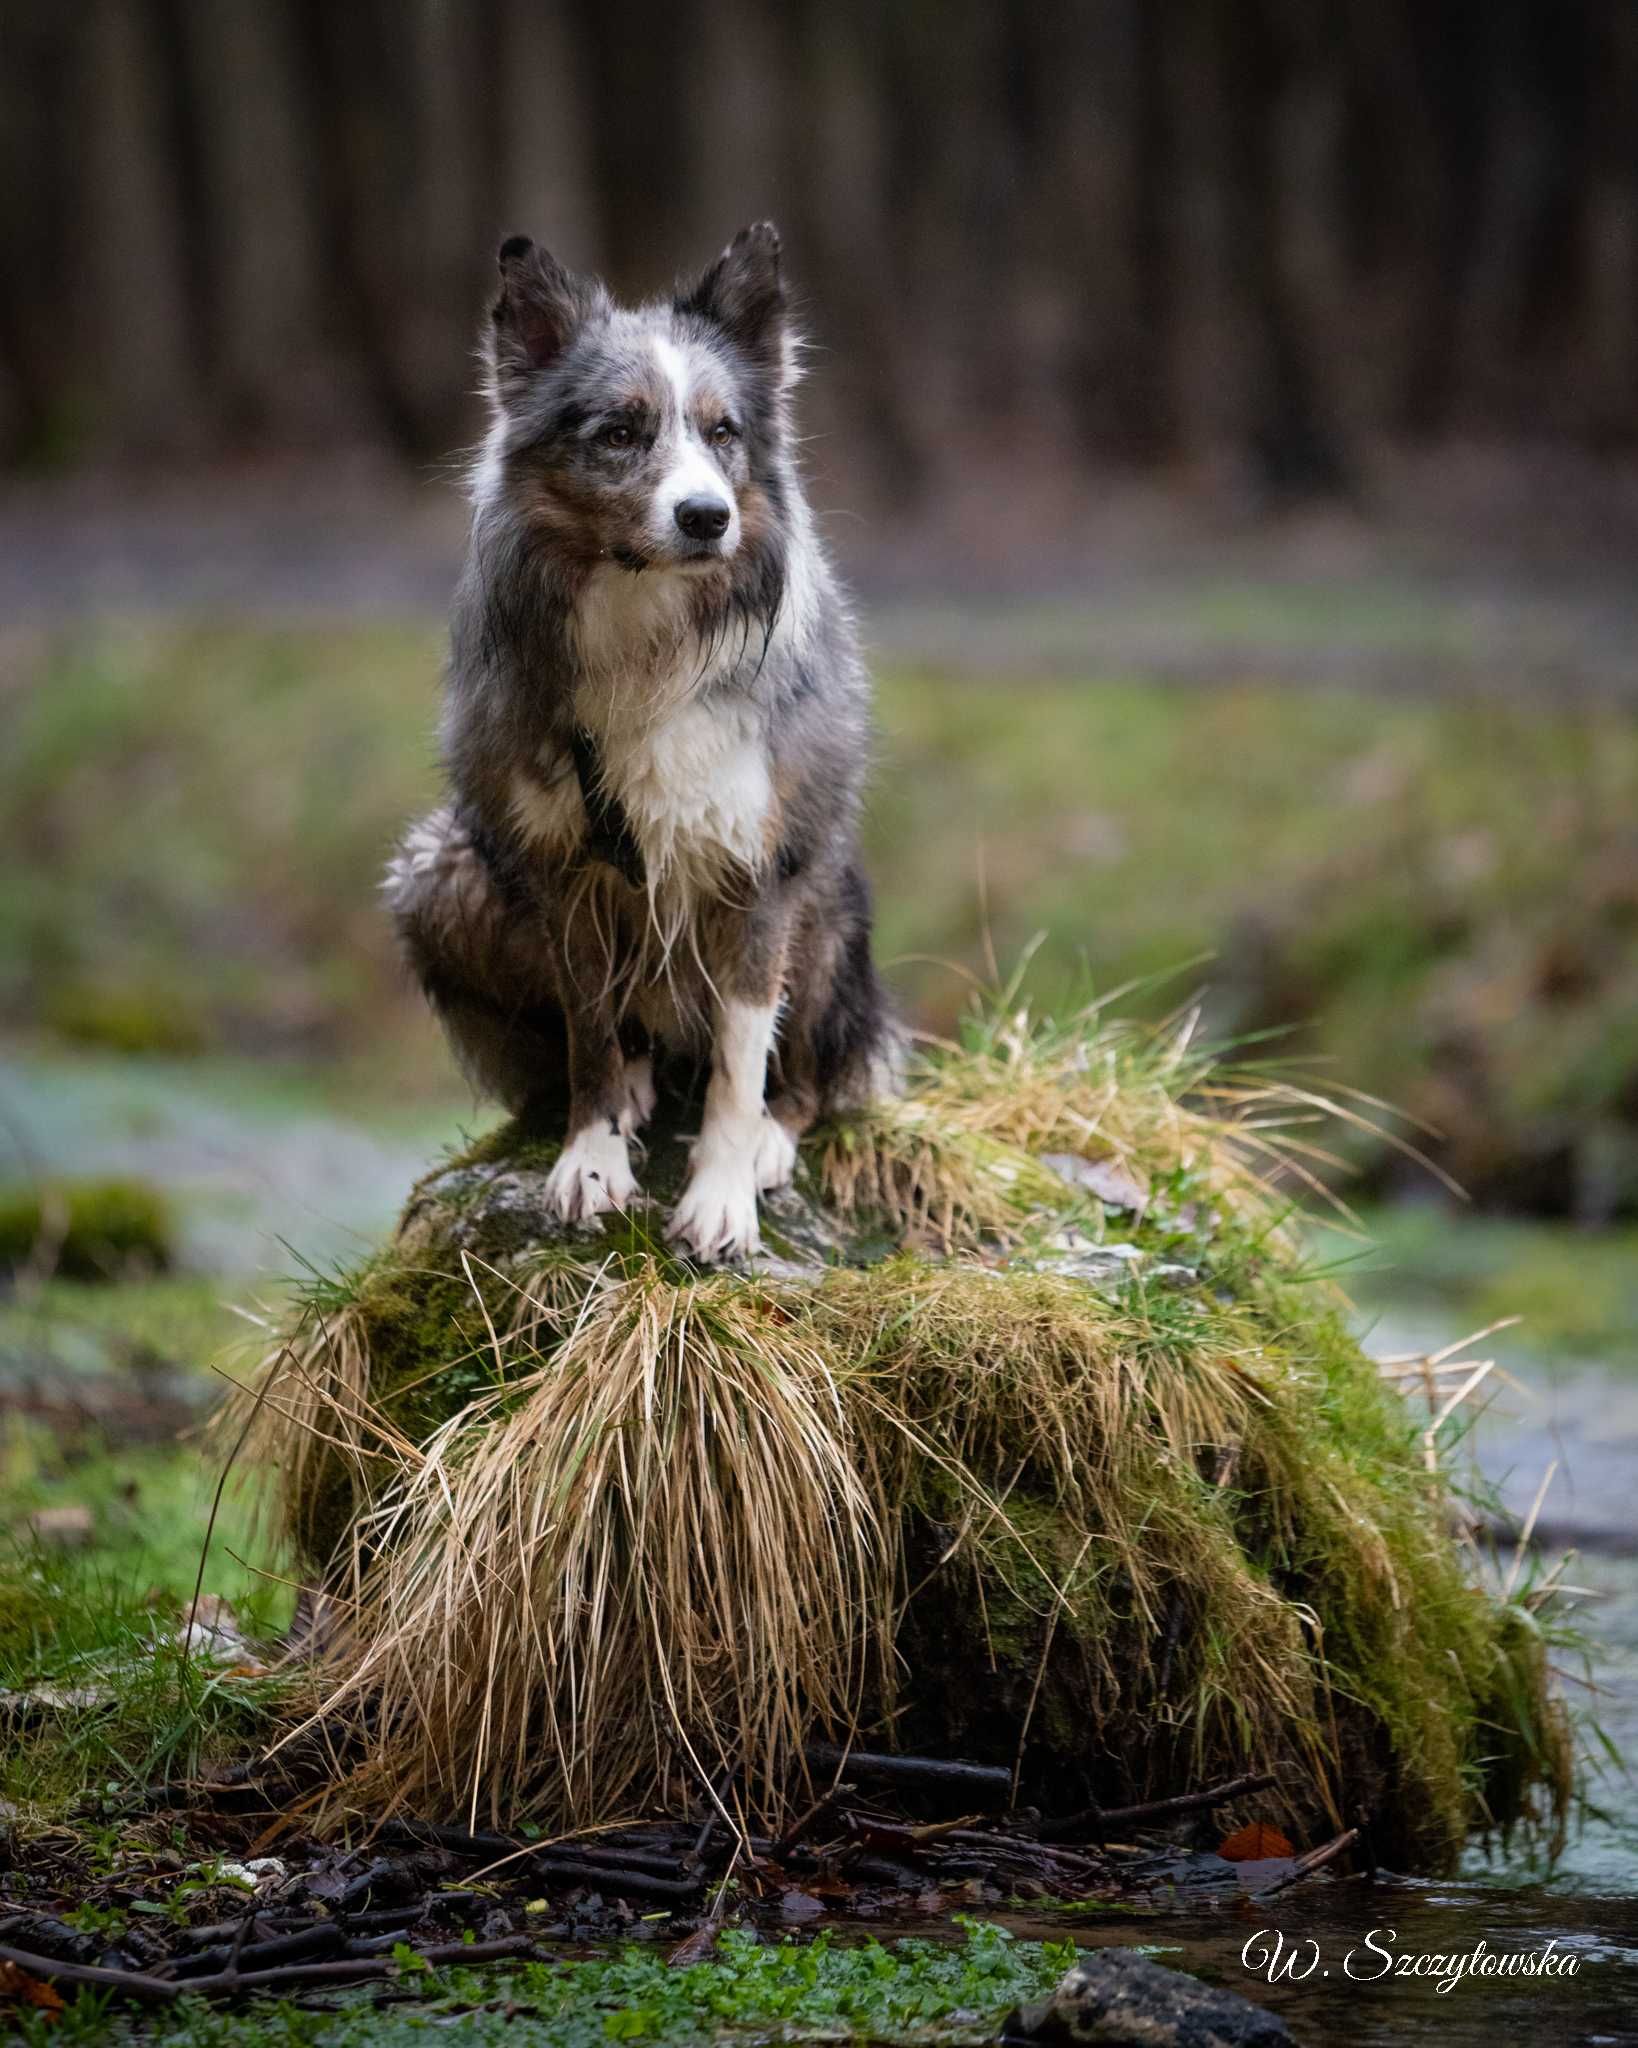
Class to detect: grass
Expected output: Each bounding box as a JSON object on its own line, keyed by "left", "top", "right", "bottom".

{"left": 11, "top": 1921, "right": 1084, "bottom": 2047}
{"left": 225, "top": 997, "right": 1575, "bottom": 1873}
{"left": 0, "top": 1525, "right": 291, "bottom": 1818}
{"left": 0, "top": 1267, "right": 297, "bottom": 1822}
{"left": 2, "top": 624, "right": 1636, "bottom": 1202}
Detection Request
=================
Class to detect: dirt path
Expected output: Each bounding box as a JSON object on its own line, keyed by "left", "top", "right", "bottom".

{"left": 6, "top": 450, "right": 1638, "bottom": 697}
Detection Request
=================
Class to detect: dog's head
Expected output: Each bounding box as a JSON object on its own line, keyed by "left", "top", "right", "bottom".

{"left": 478, "top": 224, "right": 795, "bottom": 579}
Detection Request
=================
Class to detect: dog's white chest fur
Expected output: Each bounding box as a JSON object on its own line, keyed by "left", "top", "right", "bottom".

{"left": 553, "top": 570, "right": 774, "bottom": 887}
{"left": 597, "top": 694, "right": 771, "bottom": 883}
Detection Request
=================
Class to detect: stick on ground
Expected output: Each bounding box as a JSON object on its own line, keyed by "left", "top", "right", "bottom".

{"left": 1039, "top": 1770, "right": 1279, "bottom": 1843}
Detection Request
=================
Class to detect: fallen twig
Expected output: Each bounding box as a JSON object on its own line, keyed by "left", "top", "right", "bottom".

{"left": 772, "top": 1781, "right": 855, "bottom": 1860}
{"left": 530, "top": 1855, "right": 701, "bottom": 1901}
{"left": 805, "top": 1745, "right": 1012, "bottom": 1803}
{"left": 0, "top": 1935, "right": 535, "bottom": 2008}
{"left": 0, "top": 1945, "right": 181, "bottom": 2009}
{"left": 170, "top": 1923, "right": 342, "bottom": 1979}
{"left": 1039, "top": 1770, "right": 1279, "bottom": 1843}
{"left": 1252, "top": 1826, "right": 1359, "bottom": 1899}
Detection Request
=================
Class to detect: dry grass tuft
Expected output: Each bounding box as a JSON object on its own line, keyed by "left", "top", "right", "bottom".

{"left": 277, "top": 1259, "right": 887, "bottom": 1832}
{"left": 818, "top": 998, "right": 1369, "bottom": 1254}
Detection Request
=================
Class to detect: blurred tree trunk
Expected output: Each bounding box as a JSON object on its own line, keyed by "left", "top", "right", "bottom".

{"left": 494, "top": 0, "right": 601, "bottom": 271}
{"left": 172, "top": 0, "right": 331, "bottom": 439}
{"left": 80, "top": 0, "right": 199, "bottom": 455}
{"left": 1219, "top": 0, "right": 1353, "bottom": 499}
{"left": 6, "top": 0, "right": 1637, "bottom": 484}
{"left": 0, "top": 2, "right": 82, "bottom": 461}
{"left": 1581, "top": 5, "right": 1638, "bottom": 441}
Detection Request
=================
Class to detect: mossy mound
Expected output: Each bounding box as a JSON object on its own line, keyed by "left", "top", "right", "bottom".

{"left": 236, "top": 1006, "right": 1571, "bottom": 1872}
{"left": 0, "top": 1176, "right": 173, "bottom": 1280}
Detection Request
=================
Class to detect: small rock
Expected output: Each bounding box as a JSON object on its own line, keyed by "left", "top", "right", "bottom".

{"left": 23, "top": 1505, "right": 94, "bottom": 1547}
{"left": 779, "top": 1889, "right": 825, "bottom": 1922}
{"left": 178, "top": 1595, "right": 250, "bottom": 1661}
{"left": 1003, "top": 1949, "right": 1293, "bottom": 2047}
{"left": 1040, "top": 1155, "right": 1149, "bottom": 1216}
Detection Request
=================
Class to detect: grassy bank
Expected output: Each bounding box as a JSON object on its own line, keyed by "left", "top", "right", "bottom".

{"left": 3, "top": 623, "right": 1635, "bottom": 1208}
{"left": 220, "top": 1002, "right": 1573, "bottom": 1874}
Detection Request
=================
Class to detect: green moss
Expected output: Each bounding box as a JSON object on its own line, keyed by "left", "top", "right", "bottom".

{"left": 0, "top": 1177, "right": 173, "bottom": 1279}
{"left": 881, "top": 1268, "right": 1564, "bottom": 1869}
{"left": 43, "top": 978, "right": 208, "bottom": 1055}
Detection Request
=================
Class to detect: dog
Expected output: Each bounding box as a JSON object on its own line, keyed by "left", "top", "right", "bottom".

{"left": 387, "top": 222, "right": 898, "bottom": 1262}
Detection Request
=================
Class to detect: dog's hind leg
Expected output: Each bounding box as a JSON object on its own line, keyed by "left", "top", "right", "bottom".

{"left": 536, "top": 897, "right": 643, "bottom": 1224}
{"left": 385, "top": 806, "right": 568, "bottom": 1121}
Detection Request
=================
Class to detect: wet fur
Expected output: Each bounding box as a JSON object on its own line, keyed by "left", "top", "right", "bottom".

{"left": 388, "top": 224, "right": 896, "bottom": 1258}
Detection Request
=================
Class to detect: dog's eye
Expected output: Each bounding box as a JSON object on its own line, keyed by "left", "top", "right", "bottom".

{"left": 709, "top": 420, "right": 738, "bottom": 447}
{"left": 599, "top": 423, "right": 634, "bottom": 449}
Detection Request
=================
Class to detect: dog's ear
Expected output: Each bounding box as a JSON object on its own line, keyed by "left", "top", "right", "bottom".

{"left": 488, "top": 236, "right": 601, "bottom": 396}
{"left": 675, "top": 222, "right": 786, "bottom": 370}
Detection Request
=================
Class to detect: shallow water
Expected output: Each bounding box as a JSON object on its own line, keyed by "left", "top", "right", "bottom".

{"left": 991, "top": 1879, "right": 1638, "bottom": 2046}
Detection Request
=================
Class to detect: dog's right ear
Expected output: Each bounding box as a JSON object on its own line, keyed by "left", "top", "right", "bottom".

{"left": 487, "top": 236, "right": 602, "bottom": 398}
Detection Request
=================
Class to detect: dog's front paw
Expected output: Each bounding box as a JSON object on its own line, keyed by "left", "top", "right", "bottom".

{"left": 544, "top": 1124, "right": 638, "bottom": 1225}
{"left": 668, "top": 1159, "right": 762, "bottom": 1264}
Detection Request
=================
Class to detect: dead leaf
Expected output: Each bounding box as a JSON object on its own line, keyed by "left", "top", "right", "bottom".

{"left": 666, "top": 1923, "right": 724, "bottom": 1968}
{"left": 1218, "top": 1821, "right": 1295, "bottom": 1862}
{"left": 0, "top": 1959, "right": 67, "bottom": 2014}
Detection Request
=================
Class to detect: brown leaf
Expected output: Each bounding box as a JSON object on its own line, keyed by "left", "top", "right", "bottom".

{"left": 0, "top": 1960, "right": 67, "bottom": 2014}
{"left": 666, "top": 1923, "right": 724, "bottom": 1968}
{"left": 1218, "top": 1821, "right": 1295, "bottom": 1862}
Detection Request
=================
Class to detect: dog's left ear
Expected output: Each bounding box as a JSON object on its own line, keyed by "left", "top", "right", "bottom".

{"left": 675, "top": 222, "right": 786, "bottom": 371}
{"left": 488, "top": 235, "right": 604, "bottom": 402}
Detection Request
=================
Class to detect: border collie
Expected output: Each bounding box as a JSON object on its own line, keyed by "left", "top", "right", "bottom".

{"left": 387, "top": 223, "right": 898, "bottom": 1262}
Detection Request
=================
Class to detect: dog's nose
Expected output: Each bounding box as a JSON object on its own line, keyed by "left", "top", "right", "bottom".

{"left": 675, "top": 496, "right": 731, "bottom": 541}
